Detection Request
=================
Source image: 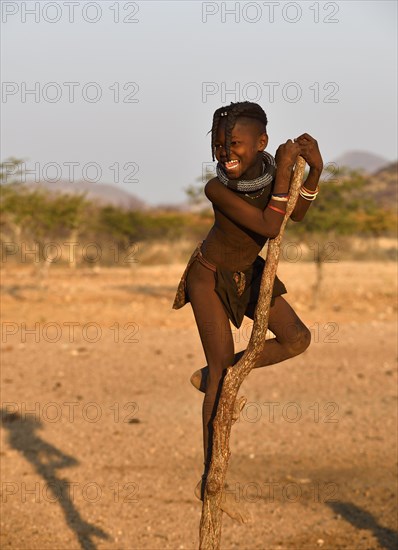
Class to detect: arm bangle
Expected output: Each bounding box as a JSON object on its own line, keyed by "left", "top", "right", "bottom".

{"left": 299, "top": 189, "right": 317, "bottom": 201}
{"left": 271, "top": 194, "right": 290, "bottom": 202}
{"left": 301, "top": 184, "right": 319, "bottom": 195}
{"left": 267, "top": 204, "right": 286, "bottom": 215}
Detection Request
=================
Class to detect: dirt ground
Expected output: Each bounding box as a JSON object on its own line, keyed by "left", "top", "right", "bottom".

{"left": 1, "top": 258, "right": 397, "bottom": 550}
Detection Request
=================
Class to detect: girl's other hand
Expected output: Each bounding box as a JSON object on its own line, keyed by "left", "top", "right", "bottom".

{"left": 275, "top": 139, "right": 302, "bottom": 169}
{"left": 294, "top": 133, "right": 323, "bottom": 172}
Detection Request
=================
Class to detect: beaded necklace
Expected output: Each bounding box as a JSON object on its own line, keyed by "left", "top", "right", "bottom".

{"left": 216, "top": 150, "right": 276, "bottom": 193}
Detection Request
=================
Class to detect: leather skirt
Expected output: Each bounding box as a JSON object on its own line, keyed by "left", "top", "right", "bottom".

{"left": 172, "top": 241, "right": 287, "bottom": 329}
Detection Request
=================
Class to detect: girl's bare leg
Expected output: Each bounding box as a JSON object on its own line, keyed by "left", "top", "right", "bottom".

{"left": 191, "top": 295, "right": 311, "bottom": 391}
{"left": 186, "top": 259, "right": 251, "bottom": 523}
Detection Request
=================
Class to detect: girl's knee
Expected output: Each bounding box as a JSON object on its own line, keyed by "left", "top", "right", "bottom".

{"left": 286, "top": 324, "right": 311, "bottom": 356}
{"left": 299, "top": 326, "right": 311, "bottom": 352}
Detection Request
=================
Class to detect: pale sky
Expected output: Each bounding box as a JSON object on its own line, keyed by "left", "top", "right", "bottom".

{"left": 1, "top": 0, "right": 397, "bottom": 205}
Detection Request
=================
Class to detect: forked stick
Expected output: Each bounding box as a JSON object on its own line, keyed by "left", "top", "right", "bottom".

{"left": 199, "top": 157, "right": 307, "bottom": 550}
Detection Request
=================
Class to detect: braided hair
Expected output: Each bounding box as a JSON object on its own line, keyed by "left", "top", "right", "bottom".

{"left": 209, "top": 101, "right": 268, "bottom": 161}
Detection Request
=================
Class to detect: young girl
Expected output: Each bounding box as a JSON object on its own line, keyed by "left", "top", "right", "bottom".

{"left": 172, "top": 101, "right": 323, "bottom": 522}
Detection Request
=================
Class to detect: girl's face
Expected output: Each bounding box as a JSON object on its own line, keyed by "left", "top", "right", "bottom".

{"left": 214, "top": 118, "right": 268, "bottom": 180}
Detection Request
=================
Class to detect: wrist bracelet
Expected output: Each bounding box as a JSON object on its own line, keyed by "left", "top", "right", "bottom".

{"left": 271, "top": 194, "right": 290, "bottom": 202}
{"left": 301, "top": 184, "right": 319, "bottom": 195}
{"left": 299, "top": 189, "right": 317, "bottom": 201}
{"left": 267, "top": 204, "right": 286, "bottom": 215}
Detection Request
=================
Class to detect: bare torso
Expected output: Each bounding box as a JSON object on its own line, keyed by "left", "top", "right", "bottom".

{"left": 201, "top": 183, "right": 273, "bottom": 271}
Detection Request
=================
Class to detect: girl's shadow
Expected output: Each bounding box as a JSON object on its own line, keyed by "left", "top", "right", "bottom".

{"left": 1, "top": 409, "right": 110, "bottom": 550}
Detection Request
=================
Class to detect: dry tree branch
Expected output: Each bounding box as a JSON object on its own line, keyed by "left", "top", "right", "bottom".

{"left": 199, "top": 157, "right": 307, "bottom": 550}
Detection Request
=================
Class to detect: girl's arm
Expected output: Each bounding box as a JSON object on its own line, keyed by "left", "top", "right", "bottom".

{"left": 205, "top": 178, "right": 287, "bottom": 238}
{"left": 205, "top": 140, "right": 300, "bottom": 238}
{"left": 290, "top": 134, "right": 323, "bottom": 222}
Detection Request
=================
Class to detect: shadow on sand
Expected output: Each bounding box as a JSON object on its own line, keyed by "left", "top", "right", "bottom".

{"left": 328, "top": 501, "right": 398, "bottom": 550}
{"left": 1, "top": 409, "right": 110, "bottom": 550}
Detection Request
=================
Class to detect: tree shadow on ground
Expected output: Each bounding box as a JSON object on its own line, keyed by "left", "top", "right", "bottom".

{"left": 1, "top": 409, "right": 110, "bottom": 550}
{"left": 328, "top": 501, "right": 398, "bottom": 550}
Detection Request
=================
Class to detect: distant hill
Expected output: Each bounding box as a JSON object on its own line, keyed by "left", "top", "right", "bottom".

{"left": 21, "top": 179, "right": 148, "bottom": 211}
{"left": 367, "top": 161, "right": 398, "bottom": 209}
{"left": 332, "top": 151, "right": 389, "bottom": 173}
{"left": 373, "top": 161, "right": 398, "bottom": 177}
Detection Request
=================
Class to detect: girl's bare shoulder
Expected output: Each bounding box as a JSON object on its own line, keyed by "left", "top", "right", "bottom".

{"left": 204, "top": 177, "right": 231, "bottom": 201}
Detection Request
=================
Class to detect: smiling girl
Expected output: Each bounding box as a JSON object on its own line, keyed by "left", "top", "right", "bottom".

{"left": 172, "top": 101, "right": 323, "bottom": 522}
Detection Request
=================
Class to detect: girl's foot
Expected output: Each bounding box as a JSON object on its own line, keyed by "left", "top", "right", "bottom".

{"left": 190, "top": 367, "right": 208, "bottom": 393}
{"left": 194, "top": 478, "right": 252, "bottom": 524}
{"left": 190, "top": 369, "right": 247, "bottom": 423}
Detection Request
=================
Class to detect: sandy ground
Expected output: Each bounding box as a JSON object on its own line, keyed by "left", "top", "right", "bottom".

{"left": 1, "top": 259, "right": 397, "bottom": 550}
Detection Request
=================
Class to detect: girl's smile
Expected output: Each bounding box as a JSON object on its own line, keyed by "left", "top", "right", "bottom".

{"left": 224, "top": 159, "right": 240, "bottom": 172}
